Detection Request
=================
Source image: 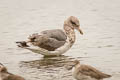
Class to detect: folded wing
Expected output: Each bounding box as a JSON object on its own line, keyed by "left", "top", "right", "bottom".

{"left": 78, "top": 65, "right": 111, "bottom": 79}
{"left": 28, "top": 29, "right": 67, "bottom": 51}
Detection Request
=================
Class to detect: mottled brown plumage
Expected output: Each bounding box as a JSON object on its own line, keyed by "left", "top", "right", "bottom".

{"left": 28, "top": 32, "right": 66, "bottom": 51}
{"left": 76, "top": 65, "right": 111, "bottom": 79}
{"left": 16, "top": 16, "right": 83, "bottom": 55}
{"left": 67, "top": 60, "right": 111, "bottom": 80}
{"left": 3, "top": 74, "right": 25, "bottom": 80}
{"left": 0, "top": 63, "right": 25, "bottom": 80}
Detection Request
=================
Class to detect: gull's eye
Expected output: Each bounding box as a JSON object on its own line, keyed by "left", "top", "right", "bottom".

{"left": 71, "top": 21, "right": 76, "bottom": 25}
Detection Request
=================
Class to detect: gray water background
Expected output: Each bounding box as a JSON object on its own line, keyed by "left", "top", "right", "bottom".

{"left": 0, "top": 0, "right": 120, "bottom": 80}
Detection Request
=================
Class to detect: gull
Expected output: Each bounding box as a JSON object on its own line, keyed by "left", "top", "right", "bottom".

{"left": 0, "top": 63, "right": 25, "bottom": 80}
{"left": 16, "top": 16, "right": 83, "bottom": 56}
{"left": 66, "top": 60, "right": 111, "bottom": 80}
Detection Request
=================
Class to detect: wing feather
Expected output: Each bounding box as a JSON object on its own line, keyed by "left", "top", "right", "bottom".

{"left": 28, "top": 29, "right": 67, "bottom": 51}
{"left": 78, "top": 65, "right": 111, "bottom": 79}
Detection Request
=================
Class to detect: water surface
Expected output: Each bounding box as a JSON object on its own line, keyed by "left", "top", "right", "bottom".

{"left": 0, "top": 0, "right": 120, "bottom": 80}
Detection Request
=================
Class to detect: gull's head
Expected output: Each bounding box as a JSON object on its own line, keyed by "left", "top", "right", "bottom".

{"left": 65, "top": 16, "right": 83, "bottom": 35}
{"left": 0, "top": 63, "right": 7, "bottom": 72}
{"left": 65, "top": 60, "right": 80, "bottom": 70}
{"left": 73, "top": 60, "right": 80, "bottom": 66}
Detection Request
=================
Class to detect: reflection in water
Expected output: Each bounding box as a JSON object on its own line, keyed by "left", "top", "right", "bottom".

{"left": 20, "top": 55, "right": 75, "bottom": 69}
{"left": 19, "top": 56, "right": 77, "bottom": 80}
{"left": 0, "top": 0, "right": 120, "bottom": 80}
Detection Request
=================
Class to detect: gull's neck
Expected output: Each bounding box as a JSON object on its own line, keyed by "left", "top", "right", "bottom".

{"left": 64, "top": 24, "right": 76, "bottom": 44}
{"left": 75, "top": 63, "right": 81, "bottom": 68}
{"left": 72, "top": 63, "right": 81, "bottom": 75}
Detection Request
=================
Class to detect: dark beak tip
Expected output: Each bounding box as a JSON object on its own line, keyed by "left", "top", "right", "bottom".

{"left": 81, "top": 32, "right": 83, "bottom": 35}
{"left": 78, "top": 28, "right": 83, "bottom": 35}
{"left": 80, "top": 31, "right": 83, "bottom": 35}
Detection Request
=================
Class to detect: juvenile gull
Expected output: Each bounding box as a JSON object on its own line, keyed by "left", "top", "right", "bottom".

{"left": 0, "top": 63, "right": 25, "bottom": 80}
{"left": 66, "top": 60, "right": 111, "bottom": 80}
{"left": 16, "top": 16, "right": 83, "bottom": 56}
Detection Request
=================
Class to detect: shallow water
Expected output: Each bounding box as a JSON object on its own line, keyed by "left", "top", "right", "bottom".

{"left": 0, "top": 0, "right": 120, "bottom": 80}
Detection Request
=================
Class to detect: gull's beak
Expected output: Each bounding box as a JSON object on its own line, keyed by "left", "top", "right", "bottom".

{"left": 78, "top": 28, "right": 83, "bottom": 35}
{"left": 77, "top": 26, "right": 83, "bottom": 35}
